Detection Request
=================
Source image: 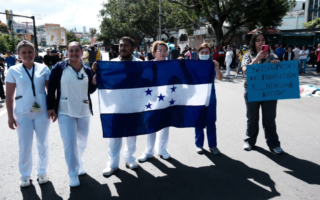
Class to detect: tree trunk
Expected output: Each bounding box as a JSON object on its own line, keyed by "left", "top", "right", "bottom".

{"left": 213, "top": 26, "right": 224, "bottom": 49}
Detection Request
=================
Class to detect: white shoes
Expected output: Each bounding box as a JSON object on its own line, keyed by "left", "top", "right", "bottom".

{"left": 78, "top": 167, "right": 87, "bottom": 176}
{"left": 138, "top": 154, "right": 154, "bottom": 163}
{"left": 20, "top": 177, "right": 31, "bottom": 188}
{"left": 196, "top": 147, "right": 204, "bottom": 154}
{"left": 103, "top": 167, "right": 118, "bottom": 176}
{"left": 159, "top": 150, "right": 171, "bottom": 160}
{"left": 125, "top": 161, "right": 139, "bottom": 169}
{"left": 69, "top": 176, "right": 80, "bottom": 187}
{"left": 38, "top": 174, "right": 49, "bottom": 185}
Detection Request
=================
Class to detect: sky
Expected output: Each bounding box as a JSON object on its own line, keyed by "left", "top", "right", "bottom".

{"left": 1, "top": 0, "right": 105, "bottom": 32}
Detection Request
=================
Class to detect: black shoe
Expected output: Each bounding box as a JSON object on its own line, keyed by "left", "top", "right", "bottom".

{"left": 0, "top": 96, "right": 5, "bottom": 100}
{"left": 269, "top": 147, "right": 284, "bottom": 155}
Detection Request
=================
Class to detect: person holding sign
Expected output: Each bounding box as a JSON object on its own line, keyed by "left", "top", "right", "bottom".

{"left": 47, "top": 41, "right": 97, "bottom": 187}
{"left": 298, "top": 45, "right": 309, "bottom": 74}
{"left": 5, "top": 40, "right": 51, "bottom": 187}
{"left": 241, "top": 32, "right": 284, "bottom": 155}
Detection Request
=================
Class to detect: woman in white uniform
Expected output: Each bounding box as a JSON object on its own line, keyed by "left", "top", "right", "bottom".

{"left": 224, "top": 46, "right": 234, "bottom": 76}
{"left": 47, "top": 41, "right": 97, "bottom": 187}
{"left": 6, "top": 40, "right": 51, "bottom": 187}
{"left": 138, "top": 41, "right": 171, "bottom": 162}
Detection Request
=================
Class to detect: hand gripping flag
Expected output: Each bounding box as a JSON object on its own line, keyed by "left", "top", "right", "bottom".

{"left": 96, "top": 60, "right": 216, "bottom": 138}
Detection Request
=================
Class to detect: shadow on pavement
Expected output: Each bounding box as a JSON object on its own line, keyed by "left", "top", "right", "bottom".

{"left": 20, "top": 181, "right": 41, "bottom": 200}
{"left": 254, "top": 146, "right": 320, "bottom": 185}
{"left": 110, "top": 152, "right": 280, "bottom": 200}
{"left": 69, "top": 174, "right": 112, "bottom": 200}
{"left": 40, "top": 181, "right": 63, "bottom": 200}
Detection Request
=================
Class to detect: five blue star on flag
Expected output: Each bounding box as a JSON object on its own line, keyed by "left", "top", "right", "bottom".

{"left": 158, "top": 93, "right": 165, "bottom": 101}
{"left": 170, "top": 85, "right": 177, "bottom": 93}
{"left": 145, "top": 103, "right": 152, "bottom": 109}
{"left": 145, "top": 88, "right": 153, "bottom": 96}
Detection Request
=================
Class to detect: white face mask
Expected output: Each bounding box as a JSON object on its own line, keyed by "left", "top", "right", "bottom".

{"left": 199, "top": 55, "right": 210, "bottom": 60}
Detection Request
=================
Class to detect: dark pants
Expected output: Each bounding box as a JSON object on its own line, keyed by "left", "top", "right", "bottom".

{"left": 317, "top": 61, "right": 320, "bottom": 73}
{"left": 279, "top": 57, "right": 284, "bottom": 61}
{"left": 311, "top": 55, "right": 316, "bottom": 67}
{"left": 219, "top": 57, "right": 225, "bottom": 69}
{"left": 244, "top": 89, "right": 280, "bottom": 148}
{"left": 0, "top": 78, "right": 5, "bottom": 99}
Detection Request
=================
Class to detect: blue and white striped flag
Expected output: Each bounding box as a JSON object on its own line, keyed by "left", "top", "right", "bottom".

{"left": 96, "top": 60, "right": 216, "bottom": 138}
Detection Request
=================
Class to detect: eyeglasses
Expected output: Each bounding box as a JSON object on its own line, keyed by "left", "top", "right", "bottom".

{"left": 156, "top": 50, "right": 167, "bottom": 53}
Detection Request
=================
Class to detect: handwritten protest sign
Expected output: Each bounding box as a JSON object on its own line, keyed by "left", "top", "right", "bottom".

{"left": 247, "top": 60, "right": 300, "bottom": 102}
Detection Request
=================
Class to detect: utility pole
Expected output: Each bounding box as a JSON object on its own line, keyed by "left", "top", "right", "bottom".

{"left": 159, "top": 0, "right": 161, "bottom": 41}
{"left": 0, "top": 11, "right": 39, "bottom": 51}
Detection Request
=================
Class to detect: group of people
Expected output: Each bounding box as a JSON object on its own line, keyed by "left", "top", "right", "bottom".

{"left": 5, "top": 32, "right": 285, "bottom": 190}
{"left": 275, "top": 43, "right": 320, "bottom": 75}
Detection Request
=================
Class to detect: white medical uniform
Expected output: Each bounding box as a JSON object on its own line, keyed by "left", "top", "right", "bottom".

{"left": 57, "top": 65, "right": 91, "bottom": 178}
{"left": 107, "top": 56, "right": 142, "bottom": 168}
{"left": 6, "top": 63, "right": 51, "bottom": 179}
{"left": 143, "top": 128, "right": 169, "bottom": 157}
{"left": 225, "top": 50, "right": 233, "bottom": 76}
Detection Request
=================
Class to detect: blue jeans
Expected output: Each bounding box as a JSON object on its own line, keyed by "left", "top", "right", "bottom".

{"left": 299, "top": 59, "right": 306, "bottom": 72}
{"left": 195, "top": 80, "right": 217, "bottom": 148}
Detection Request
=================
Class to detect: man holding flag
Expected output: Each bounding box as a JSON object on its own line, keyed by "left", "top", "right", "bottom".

{"left": 93, "top": 37, "right": 142, "bottom": 176}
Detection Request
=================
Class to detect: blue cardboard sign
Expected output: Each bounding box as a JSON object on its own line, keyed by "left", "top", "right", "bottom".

{"left": 247, "top": 60, "right": 300, "bottom": 102}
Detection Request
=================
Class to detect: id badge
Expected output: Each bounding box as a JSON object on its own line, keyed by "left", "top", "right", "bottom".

{"left": 31, "top": 102, "right": 41, "bottom": 112}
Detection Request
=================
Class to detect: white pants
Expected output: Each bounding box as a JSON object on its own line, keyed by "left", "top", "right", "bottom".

{"left": 107, "top": 136, "right": 136, "bottom": 168}
{"left": 58, "top": 114, "right": 90, "bottom": 177}
{"left": 15, "top": 111, "right": 50, "bottom": 178}
{"left": 143, "top": 127, "right": 169, "bottom": 156}
{"left": 226, "top": 60, "right": 232, "bottom": 76}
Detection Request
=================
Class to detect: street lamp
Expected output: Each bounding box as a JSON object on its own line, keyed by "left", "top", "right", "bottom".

{"left": 159, "top": 0, "right": 161, "bottom": 41}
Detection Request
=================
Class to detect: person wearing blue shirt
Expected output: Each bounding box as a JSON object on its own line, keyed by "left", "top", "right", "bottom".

{"left": 276, "top": 44, "right": 285, "bottom": 61}
{"left": 191, "top": 48, "right": 198, "bottom": 60}
{"left": 5, "top": 51, "right": 17, "bottom": 69}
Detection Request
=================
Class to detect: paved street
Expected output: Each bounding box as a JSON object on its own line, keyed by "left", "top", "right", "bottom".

{"left": 0, "top": 63, "right": 319, "bottom": 200}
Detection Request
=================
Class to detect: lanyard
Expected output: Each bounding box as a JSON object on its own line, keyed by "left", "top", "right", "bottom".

{"left": 23, "top": 64, "right": 36, "bottom": 97}
{"left": 68, "top": 63, "right": 84, "bottom": 80}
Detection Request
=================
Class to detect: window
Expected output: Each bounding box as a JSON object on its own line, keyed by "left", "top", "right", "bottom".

{"left": 310, "top": 0, "right": 314, "bottom": 9}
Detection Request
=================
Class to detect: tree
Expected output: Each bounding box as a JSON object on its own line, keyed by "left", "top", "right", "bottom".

{"left": 303, "top": 17, "right": 320, "bottom": 29}
{"left": 98, "top": 0, "right": 183, "bottom": 45}
{"left": 90, "top": 28, "right": 97, "bottom": 44}
{"left": 168, "top": 0, "right": 296, "bottom": 47}
{"left": 66, "top": 30, "right": 80, "bottom": 44}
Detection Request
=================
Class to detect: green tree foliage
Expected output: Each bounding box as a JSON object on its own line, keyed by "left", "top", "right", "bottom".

{"left": 303, "top": 17, "right": 320, "bottom": 29}
{"left": 0, "top": 33, "right": 22, "bottom": 53}
{"left": 168, "top": 0, "right": 295, "bottom": 46}
{"left": 66, "top": 31, "right": 80, "bottom": 44}
{"left": 99, "top": 0, "right": 183, "bottom": 45}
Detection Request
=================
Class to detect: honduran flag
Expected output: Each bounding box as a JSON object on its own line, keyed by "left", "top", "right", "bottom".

{"left": 96, "top": 59, "right": 216, "bottom": 138}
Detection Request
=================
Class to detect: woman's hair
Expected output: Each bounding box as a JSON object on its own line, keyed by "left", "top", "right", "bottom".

{"left": 248, "top": 31, "right": 269, "bottom": 54}
{"left": 151, "top": 41, "right": 168, "bottom": 56}
{"left": 197, "top": 43, "right": 212, "bottom": 53}
{"left": 301, "top": 45, "right": 306, "bottom": 50}
{"left": 67, "top": 41, "right": 82, "bottom": 51}
{"left": 17, "top": 40, "right": 35, "bottom": 53}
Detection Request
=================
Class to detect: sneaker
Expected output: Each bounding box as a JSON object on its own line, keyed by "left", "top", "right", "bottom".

{"left": 209, "top": 147, "right": 221, "bottom": 155}
{"left": 102, "top": 167, "right": 118, "bottom": 176}
{"left": 243, "top": 142, "right": 252, "bottom": 151}
{"left": 138, "top": 154, "right": 153, "bottom": 163}
{"left": 20, "top": 177, "right": 30, "bottom": 188}
{"left": 78, "top": 167, "right": 87, "bottom": 176}
{"left": 159, "top": 150, "right": 171, "bottom": 160}
{"left": 38, "top": 174, "right": 49, "bottom": 185}
{"left": 196, "top": 147, "right": 204, "bottom": 155}
{"left": 270, "top": 147, "right": 284, "bottom": 155}
{"left": 241, "top": 74, "right": 244, "bottom": 78}
{"left": 234, "top": 74, "right": 238, "bottom": 78}
{"left": 125, "top": 161, "right": 139, "bottom": 169}
{"left": 69, "top": 176, "right": 80, "bottom": 187}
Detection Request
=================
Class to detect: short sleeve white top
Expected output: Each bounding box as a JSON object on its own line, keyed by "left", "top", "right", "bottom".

{"left": 299, "top": 50, "right": 309, "bottom": 60}
{"left": 225, "top": 51, "right": 233, "bottom": 62}
{"left": 5, "top": 63, "right": 50, "bottom": 114}
{"left": 58, "top": 65, "right": 91, "bottom": 118}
